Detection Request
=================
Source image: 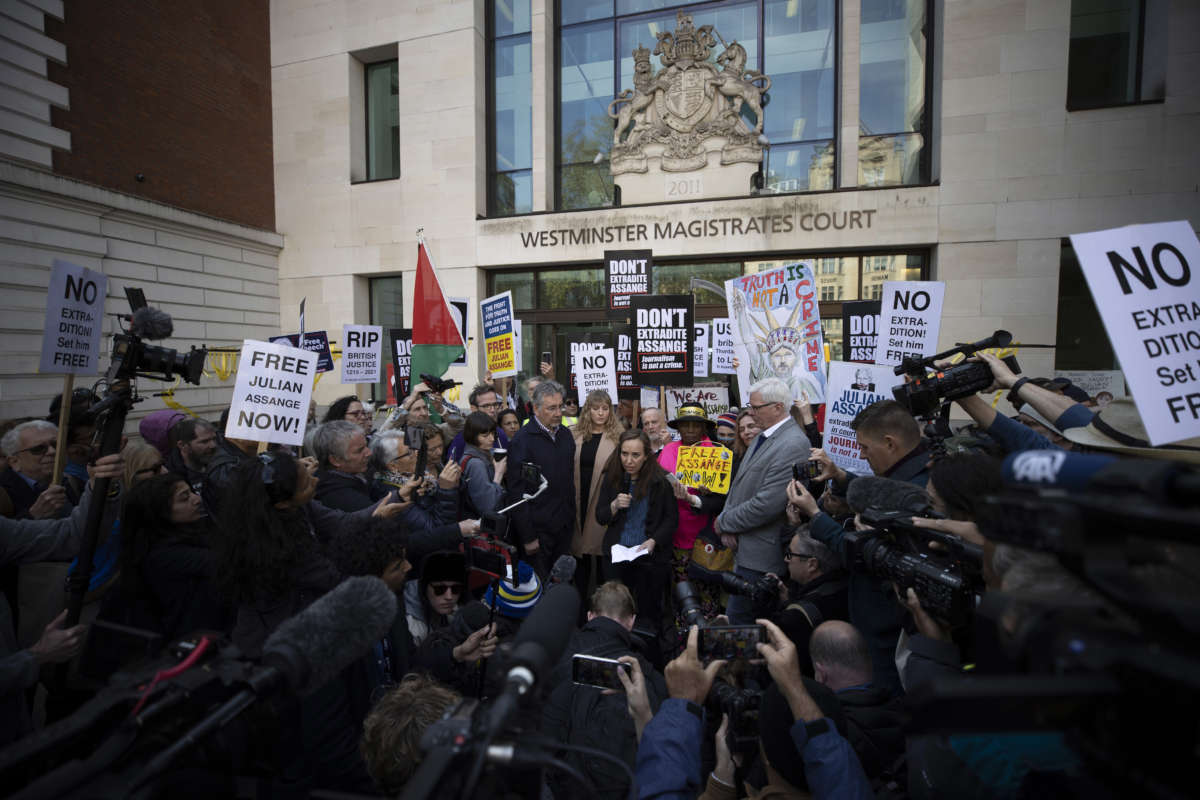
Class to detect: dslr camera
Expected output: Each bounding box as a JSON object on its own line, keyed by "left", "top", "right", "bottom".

{"left": 109, "top": 287, "right": 206, "bottom": 385}
{"left": 418, "top": 372, "right": 459, "bottom": 394}
{"left": 683, "top": 563, "right": 781, "bottom": 613}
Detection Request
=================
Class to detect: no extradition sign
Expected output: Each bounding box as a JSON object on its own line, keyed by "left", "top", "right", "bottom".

{"left": 226, "top": 339, "right": 317, "bottom": 447}
{"left": 575, "top": 347, "right": 617, "bottom": 406}
{"left": 873, "top": 281, "right": 945, "bottom": 367}
{"left": 40, "top": 260, "right": 107, "bottom": 375}
{"left": 1069, "top": 220, "right": 1200, "bottom": 446}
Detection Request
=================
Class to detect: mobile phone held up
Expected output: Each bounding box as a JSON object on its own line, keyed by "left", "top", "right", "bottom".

{"left": 572, "top": 654, "right": 632, "bottom": 691}
{"left": 541, "top": 351, "right": 552, "bottom": 366}
{"left": 698, "top": 624, "right": 767, "bottom": 662}
{"left": 793, "top": 460, "right": 821, "bottom": 482}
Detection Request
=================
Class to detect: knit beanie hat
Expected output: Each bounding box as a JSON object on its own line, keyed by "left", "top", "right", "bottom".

{"left": 716, "top": 412, "right": 738, "bottom": 432}
{"left": 483, "top": 562, "right": 543, "bottom": 619}
{"left": 139, "top": 409, "right": 188, "bottom": 457}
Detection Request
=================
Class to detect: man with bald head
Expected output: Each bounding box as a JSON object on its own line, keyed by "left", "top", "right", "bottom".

{"left": 810, "top": 620, "right": 907, "bottom": 782}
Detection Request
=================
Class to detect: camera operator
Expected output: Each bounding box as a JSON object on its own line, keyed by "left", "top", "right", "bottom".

{"left": 772, "top": 524, "right": 848, "bottom": 663}
{"left": 810, "top": 400, "right": 930, "bottom": 491}
{"left": 714, "top": 378, "right": 811, "bottom": 624}
{"left": 633, "top": 621, "right": 873, "bottom": 799}
{"left": 788, "top": 476, "right": 928, "bottom": 696}
{"left": 543, "top": 581, "right": 667, "bottom": 799}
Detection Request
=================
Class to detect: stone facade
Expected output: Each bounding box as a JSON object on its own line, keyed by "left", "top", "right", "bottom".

{"left": 270, "top": 0, "right": 1200, "bottom": 411}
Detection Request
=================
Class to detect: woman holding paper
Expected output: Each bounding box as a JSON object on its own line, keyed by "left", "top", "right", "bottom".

{"left": 595, "top": 429, "right": 677, "bottom": 636}
{"left": 571, "top": 389, "right": 624, "bottom": 603}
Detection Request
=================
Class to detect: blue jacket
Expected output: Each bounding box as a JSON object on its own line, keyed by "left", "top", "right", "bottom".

{"left": 636, "top": 698, "right": 874, "bottom": 799}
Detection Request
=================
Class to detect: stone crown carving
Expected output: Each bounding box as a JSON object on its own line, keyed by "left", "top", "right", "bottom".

{"left": 607, "top": 10, "right": 771, "bottom": 176}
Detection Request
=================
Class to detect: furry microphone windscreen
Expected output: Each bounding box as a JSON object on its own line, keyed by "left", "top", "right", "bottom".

{"left": 130, "top": 306, "right": 174, "bottom": 340}
{"left": 845, "top": 476, "right": 930, "bottom": 515}
{"left": 262, "top": 575, "right": 397, "bottom": 695}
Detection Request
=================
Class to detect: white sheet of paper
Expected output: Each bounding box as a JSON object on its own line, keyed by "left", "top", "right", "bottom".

{"left": 610, "top": 544, "right": 651, "bottom": 563}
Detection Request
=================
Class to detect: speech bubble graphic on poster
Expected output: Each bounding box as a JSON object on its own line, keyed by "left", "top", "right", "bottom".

{"left": 226, "top": 339, "right": 317, "bottom": 447}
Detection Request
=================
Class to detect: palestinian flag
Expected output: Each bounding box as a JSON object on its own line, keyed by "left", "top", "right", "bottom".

{"left": 410, "top": 240, "right": 465, "bottom": 383}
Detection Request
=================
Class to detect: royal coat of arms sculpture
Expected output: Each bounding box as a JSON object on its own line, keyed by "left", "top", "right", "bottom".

{"left": 607, "top": 11, "right": 771, "bottom": 203}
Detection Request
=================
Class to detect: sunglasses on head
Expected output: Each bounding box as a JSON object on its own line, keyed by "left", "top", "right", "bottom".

{"left": 429, "top": 582, "right": 463, "bottom": 596}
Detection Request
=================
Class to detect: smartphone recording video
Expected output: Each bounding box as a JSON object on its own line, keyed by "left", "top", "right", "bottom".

{"left": 698, "top": 624, "right": 766, "bottom": 662}
{"left": 572, "top": 654, "right": 632, "bottom": 691}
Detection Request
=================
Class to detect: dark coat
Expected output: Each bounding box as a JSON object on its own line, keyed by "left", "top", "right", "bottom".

{"left": 504, "top": 420, "right": 577, "bottom": 549}
{"left": 0, "top": 468, "right": 42, "bottom": 520}
{"left": 314, "top": 469, "right": 374, "bottom": 512}
{"left": 594, "top": 473, "right": 677, "bottom": 562}
{"left": 837, "top": 684, "right": 909, "bottom": 782}
{"left": 777, "top": 568, "right": 850, "bottom": 672}
{"left": 543, "top": 616, "right": 668, "bottom": 800}
{"left": 202, "top": 438, "right": 253, "bottom": 515}
{"left": 142, "top": 532, "right": 234, "bottom": 641}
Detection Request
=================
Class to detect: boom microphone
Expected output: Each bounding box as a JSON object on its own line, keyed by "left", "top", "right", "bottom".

{"left": 129, "top": 306, "right": 174, "bottom": 340}
{"left": 261, "top": 575, "right": 398, "bottom": 695}
{"left": 846, "top": 476, "right": 931, "bottom": 515}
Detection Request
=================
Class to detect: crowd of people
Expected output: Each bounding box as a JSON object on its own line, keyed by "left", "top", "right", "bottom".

{"left": 0, "top": 352, "right": 1195, "bottom": 798}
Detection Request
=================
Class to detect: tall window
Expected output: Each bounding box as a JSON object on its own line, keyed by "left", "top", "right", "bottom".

{"left": 558, "top": 0, "right": 838, "bottom": 210}
{"left": 369, "top": 276, "right": 404, "bottom": 402}
{"left": 1067, "top": 0, "right": 1166, "bottom": 110}
{"left": 365, "top": 60, "right": 400, "bottom": 181}
{"left": 491, "top": 0, "right": 533, "bottom": 215}
{"left": 858, "top": 0, "right": 928, "bottom": 186}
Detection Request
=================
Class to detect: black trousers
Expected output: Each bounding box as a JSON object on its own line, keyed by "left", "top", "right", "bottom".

{"left": 604, "top": 555, "right": 668, "bottom": 636}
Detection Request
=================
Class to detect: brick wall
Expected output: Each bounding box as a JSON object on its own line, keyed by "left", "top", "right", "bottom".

{"left": 44, "top": 0, "right": 274, "bottom": 231}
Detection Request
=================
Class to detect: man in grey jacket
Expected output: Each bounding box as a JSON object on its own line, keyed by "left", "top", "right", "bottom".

{"left": 0, "top": 452, "right": 123, "bottom": 746}
{"left": 715, "top": 377, "right": 811, "bottom": 623}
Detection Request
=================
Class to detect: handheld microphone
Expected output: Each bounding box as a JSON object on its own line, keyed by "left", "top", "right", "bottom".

{"left": 625, "top": 474, "right": 633, "bottom": 496}
{"left": 129, "top": 306, "right": 175, "bottom": 340}
{"left": 485, "top": 583, "right": 579, "bottom": 738}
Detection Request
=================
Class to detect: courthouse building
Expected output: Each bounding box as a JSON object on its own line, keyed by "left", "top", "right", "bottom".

{"left": 270, "top": 0, "right": 1199, "bottom": 410}
{"left": 2, "top": 0, "right": 1198, "bottom": 421}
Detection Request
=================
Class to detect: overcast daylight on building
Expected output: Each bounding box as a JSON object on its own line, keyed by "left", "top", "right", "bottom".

{"left": 1, "top": 0, "right": 1197, "bottom": 421}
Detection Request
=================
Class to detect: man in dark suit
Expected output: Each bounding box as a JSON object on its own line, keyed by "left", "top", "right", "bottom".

{"left": 715, "top": 377, "right": 811, "bottom": 623}
{"left": 505, "top": 380, "right": 576, "bottom": 577}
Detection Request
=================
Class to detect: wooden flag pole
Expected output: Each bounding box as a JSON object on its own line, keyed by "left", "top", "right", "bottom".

{"left": 51, "top": 374, "right": 74, "bottom": 485}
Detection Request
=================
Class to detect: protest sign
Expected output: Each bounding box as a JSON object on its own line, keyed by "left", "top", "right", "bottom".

{"left": 693, "top": 322, "right": 710, "bottom": 378}
{"left": 615, "top": 325, "right": 638, "bottom": 399}
{"left": 341, "top": 324, "right": 383, "bottom": 383}
{"left": 873, "top": 281, "right": 945, "bottom": 367}
{"left": 226, "top": 339, "right": 317, "bottom": 447}
{"left": 448, "top": 296, "right": 469, "bottom": 365}
{"left": 674, "top": 444, "right": 734, "bottom": 494}
{"left": 575, "top": 347, "right": 617, "bottom": 406}
{"left": 270, "top": 331, "right": 334, "bottom": 373}
{"left": 640, "top": 386, "right": 660, "bottom": 411}
{"left": 390, "top": 328, "right": 412, "bottom": 400}
{"left": 513, "top": 320, "right": 523, "bottom": 373}
{"left": 40, "top": 260, "right": 107, "bottom": 375}
{"left": 481, "top": 291, "right": 518, "bottom": 378}
{"left": 665, "top": 386, "right": 730, "bottom": 419}
{"left": 823, "top": 362, "right": 903, "bottom": 476}
{"left": 725, "top": 262, "right": 825, "bottom": 405}
{"left": 632, "top": 294, "right": 693, "bottom": 386}
{"left": 842, "top": 301, "right": 881, "bottom": 364}
{"left": 564, "top": 334, "right": 612, "bottom": 395}
{"left": 1068, "top": 221, "right": 1200, "bottom": 445}
{"left": 1054, "top": 369, "right": 1126, "bottom": 406}
{"left": 711, "top": 317, "right": 736, "bottom": 374}
{"left": 605, "top": 249, "right": 652, "bottom": 316}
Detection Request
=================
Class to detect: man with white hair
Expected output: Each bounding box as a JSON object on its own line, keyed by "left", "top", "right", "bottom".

{"left": 1, "top": 421, "right": 67, "bottom": 520}
{"left": 714, "top": 377, "right": 811, "bottom": 623}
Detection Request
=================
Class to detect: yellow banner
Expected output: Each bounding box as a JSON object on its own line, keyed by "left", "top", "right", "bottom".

{"left": 674, "top": 444, "right": 734, "bottom": 495}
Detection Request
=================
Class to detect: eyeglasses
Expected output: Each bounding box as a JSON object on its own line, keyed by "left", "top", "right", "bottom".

{"left": 478, "top": 401, "right": 503, "bottom": 410}
{"left": 346, "top": 410, "right": 370, "bottom": 419}
{"left": 748, "top": 402, "right": 780, "bottom": 412}
{"left": 429, "top": 583, "right": 463, "bottom": 596}
{"left": 15, "top": 442, "right": 53, "bottom": 457}
{"left": 784, "top": 550, "right": 814, "bottom": 561}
